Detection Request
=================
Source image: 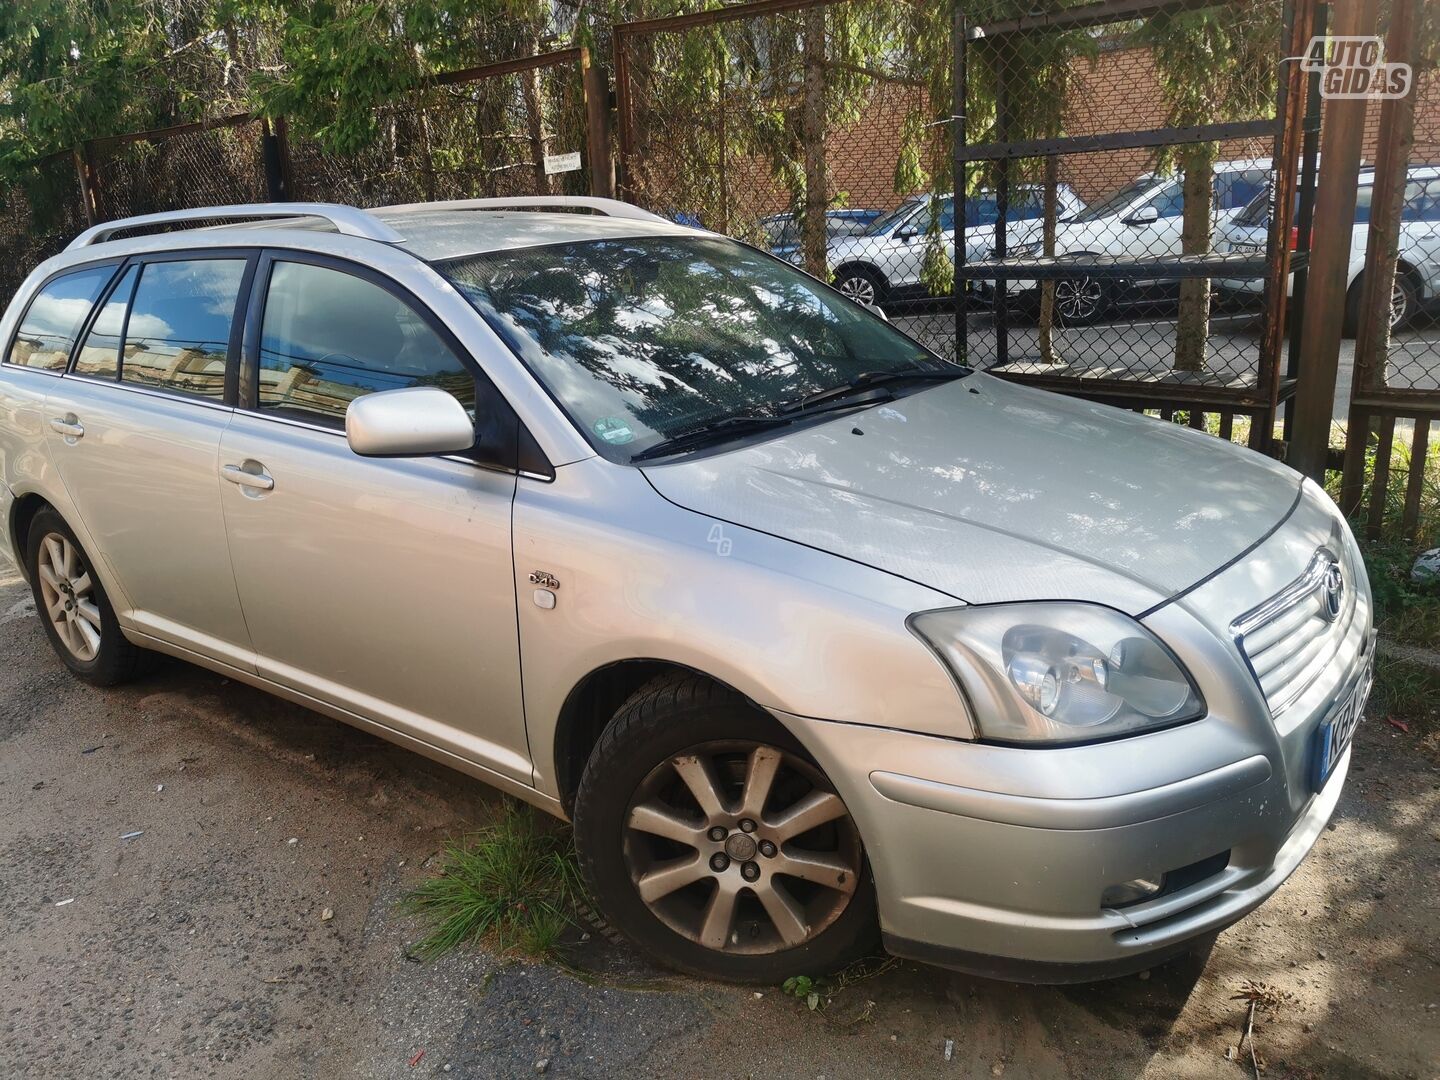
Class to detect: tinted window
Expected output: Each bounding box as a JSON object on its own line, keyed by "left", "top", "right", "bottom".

{"left": 1220, "top": 169, "right": 1269, "bottom": 210}
{"left": 120, "top": 259, "right": 244, "bottom": 400}
{"left": 258, "top": 262, "right": 476, "bottom": 425}
{"left": 5, "top": 266, "right": 115, "bottom": 371}
{"left": 1402, "top": 179, "right": 1440, "bottom": 222}
{"left": 73, "top": 265, "right": 138, "bottom": 379}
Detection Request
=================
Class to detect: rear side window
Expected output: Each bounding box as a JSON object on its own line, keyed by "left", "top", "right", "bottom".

{"left": 120, "top": 259, "right": 244, "bottom": 400}
{"left": 73, "top": 265, "right": 138, "bottom": 379}
{"left": 5, "top": 266, "right": 115, "bottom": 371}
{"left": 256, "top": 261, "right": 476, "bottom": 425}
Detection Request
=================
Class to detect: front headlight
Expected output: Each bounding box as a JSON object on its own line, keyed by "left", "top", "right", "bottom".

{"left": 909, "top": 603, "right": 1205, "bottom": 745}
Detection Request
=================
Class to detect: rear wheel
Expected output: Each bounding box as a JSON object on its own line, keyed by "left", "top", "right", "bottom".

{"left": 26, "top": 507, "right": 148, "bottom": 686}
{"left": 833, "top": 266, "right": 886, "bottom": 308}
{"left": 573, "top": 673, "right": 878, "bottom": 983}
{"left": 1053, "top": 274, "right": 1110, "bottom": 325}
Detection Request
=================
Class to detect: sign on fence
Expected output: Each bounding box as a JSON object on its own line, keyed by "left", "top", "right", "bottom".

{"left": 544, "top": 152, "right": 582, "bottom": 175}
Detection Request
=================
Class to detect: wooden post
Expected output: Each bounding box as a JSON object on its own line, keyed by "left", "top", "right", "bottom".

{"left": 1287, "top": 0, "right": 1379, "bottom": 483}
{"left": 72, "top": 145, "right": 99, "bottom": 226}
{"left": 581, "top": 48, "right": 614, "bottom": 200}
{"left": 1339, "top": 0, "right": 1417, "bottom": 513}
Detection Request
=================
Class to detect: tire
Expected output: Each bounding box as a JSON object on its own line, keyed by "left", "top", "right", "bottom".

{"left": 1343, "top": 270, "right": 1417, "bottom": 338}
{"left": 832, "top": 265, "right": 887, "bottom": 308}
{"left": 26, "top": 507, "right": 149, "bottom": 686}
{"left": 573, "top": 672, "right": 878, "bottom": 983}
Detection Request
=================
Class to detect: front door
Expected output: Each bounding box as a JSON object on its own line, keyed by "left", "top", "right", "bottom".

{"left": 44, "top": 254, "right": 256, "bottom": 669}
{"left": 216, "top": 254, "right": 530, "bottom": 783}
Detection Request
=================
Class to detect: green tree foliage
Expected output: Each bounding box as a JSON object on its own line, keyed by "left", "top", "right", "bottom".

{"left": 1139, "top": 4, "right": 1279, "bottom": 372}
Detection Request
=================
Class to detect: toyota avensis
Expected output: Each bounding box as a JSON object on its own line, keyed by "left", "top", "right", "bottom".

{"left": 0, "top": 198, "right": 1373, "bottom": 984}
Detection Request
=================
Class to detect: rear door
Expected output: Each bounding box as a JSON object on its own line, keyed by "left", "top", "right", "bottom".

{"left": 43, "top": 251, "right": 256, "bottom": 669}
{"left": 216, "top": 252, "right": 531, "bottom": 783}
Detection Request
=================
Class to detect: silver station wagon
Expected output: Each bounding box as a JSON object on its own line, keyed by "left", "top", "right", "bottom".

{"left": 0, "top": 199, "right": 1374, "bottom": 984}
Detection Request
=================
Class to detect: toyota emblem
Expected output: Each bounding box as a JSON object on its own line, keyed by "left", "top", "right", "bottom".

{"left": 1321, "top": 562, "right": 1344, "bottom": 622}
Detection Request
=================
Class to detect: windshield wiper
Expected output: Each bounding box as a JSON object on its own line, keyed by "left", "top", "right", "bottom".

{"left": 629, "top": 409, "right": 796, "bottom": 462}
{"left": 780, "top": 366, "right": 967, "bottom": 413}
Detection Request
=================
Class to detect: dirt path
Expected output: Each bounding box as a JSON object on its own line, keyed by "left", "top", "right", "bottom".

{"left": 0, "top": 559, "right": 1435, "bottom": 1079}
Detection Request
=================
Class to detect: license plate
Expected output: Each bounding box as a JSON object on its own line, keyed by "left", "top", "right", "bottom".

{"left": 1233, "top": 241, "right": 1264, "bottom": 253}
{"left": 1312, "top": 661, "right": 1373, "bottom": 789}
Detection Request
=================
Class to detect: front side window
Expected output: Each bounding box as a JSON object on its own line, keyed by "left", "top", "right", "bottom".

{"left": 73, "top": 265, "right": 138, "bottom": 379}
{"left": 441, "top": 235, "right": 947, "bottom": 463}
{"left": 121, "top": 259, "right": 245, "bottom": 400}
{"left": 5, "top": 265, "right": 116, "bottom": 371}
{"left": 257, "top": 261, "right": 476, "bottom": 425}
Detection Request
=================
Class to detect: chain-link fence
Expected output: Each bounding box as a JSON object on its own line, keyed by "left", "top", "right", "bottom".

{"left": 0, "top": 153, "right": 89, "bottom": 309}
{"left": 615, "top": 0, "right": 960, "bottom": 358}
{"left": 291, "top": 52, "right": 593, "bottom": 206}
{"left": 86, "top": 116, "right": 271, "bottom": 222}
{"left": 613, "top": 0, "right": 1311, "bottom": 447}
{"left": 0, "top": 48, "right": 597, "bottom": 311}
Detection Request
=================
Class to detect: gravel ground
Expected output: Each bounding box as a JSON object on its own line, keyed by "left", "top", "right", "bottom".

{"left": 1, "top": 553, "right": 1436, "bottom": 1079}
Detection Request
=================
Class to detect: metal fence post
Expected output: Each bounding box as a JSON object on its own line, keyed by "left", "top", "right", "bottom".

{"left": 581, "top": 49, "right": 615, "bottom": 199}
{"left": 1287, "top": 0, "right": 1379, "bottom": 482}
{"left": 952, "top": 10, "right": 967, "bottom": 365}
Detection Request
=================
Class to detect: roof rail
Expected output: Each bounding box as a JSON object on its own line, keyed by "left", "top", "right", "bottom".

{"left": 65, "top": 203, "right": 405, "bottom": 251}
{"left": 379, "top": 195, "right": 672, "bottom": 224}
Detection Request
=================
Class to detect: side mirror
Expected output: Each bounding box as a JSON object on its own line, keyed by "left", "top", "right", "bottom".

{"left": 346, "top": 386, "right": 475, "bottom": 458}
{"left": 1124, "top": 205, "right": 1160, "bottom": 226}
{"left": 895, "top": 227, "right": 917, "bottom": 241}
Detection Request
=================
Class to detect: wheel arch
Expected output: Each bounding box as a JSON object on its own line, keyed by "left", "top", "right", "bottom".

{"left": 6, "top": 491, "right": 53, "bottom": 583}
{"left": 552, "top": 658, "right": 774, "bottom": 816}
{"left": 830, "top": 261, "right": 889, "bottom": 289}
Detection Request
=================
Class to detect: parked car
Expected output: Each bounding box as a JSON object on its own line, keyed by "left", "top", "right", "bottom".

{"left": 828, "top": 186, "right": 1086, "bottom": 306}
{"left": 992, "top": 159, "right": 1272, "bottom": 324}
{"left": 0, "top": 198, "right": 1373, "bottom": 985}
{"left": 759, "top": 208, "right": 882, "bottom": 264}
{"left": 1215, "top": 165, "right": 1440, "bottom": 336}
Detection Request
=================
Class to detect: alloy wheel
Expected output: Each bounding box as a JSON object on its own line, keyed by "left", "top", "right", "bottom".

{"left": 1389, "top": 278, "right": 1409, "bottom": 330}
{"left": 836, "top": 274, "right": 877, "bottom": 307}
{"left": 1055, "top": 276, "right": 1104, "bottom": 323}
{"left": 622, "top": 741, "right": 862, "bottom": 955}
{"left": 36, "top": 532, "right": 102, "bottom": 662}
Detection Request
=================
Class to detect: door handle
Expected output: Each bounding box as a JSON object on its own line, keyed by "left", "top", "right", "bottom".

{"left": 49, "top": 416, "right": 84, "bottom": 439}
{"left": 221, "top": 463, "right": 275, "bottom": 492}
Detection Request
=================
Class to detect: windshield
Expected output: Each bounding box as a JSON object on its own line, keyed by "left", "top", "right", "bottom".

{"left": 1070, "top": 177, "right": 1166, "bottom": 223}
{"left": 440, "top": 235, "right": 951, "bottom": 463}
{"left": 864, "top": 198, "right": 922, "bottom": 235}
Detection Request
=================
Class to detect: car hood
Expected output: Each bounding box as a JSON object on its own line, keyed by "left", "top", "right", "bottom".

{"left": 640, "top": 375, "right": 1302, "bottom": 614}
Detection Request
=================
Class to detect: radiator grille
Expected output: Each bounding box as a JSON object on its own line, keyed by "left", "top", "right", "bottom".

{"left": 1233, "top": 548, "right": 1360, "bottom": 716}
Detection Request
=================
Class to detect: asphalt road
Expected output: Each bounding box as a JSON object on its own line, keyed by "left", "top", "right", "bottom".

{"left": 1, "top": 554, "right": 1437, "bottom": 1079}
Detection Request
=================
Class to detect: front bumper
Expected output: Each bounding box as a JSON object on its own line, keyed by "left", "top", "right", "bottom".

{"left": 785, "top": 709, "right": 1353, "bottom": 981}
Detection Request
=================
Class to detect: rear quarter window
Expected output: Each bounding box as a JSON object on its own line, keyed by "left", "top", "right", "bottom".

{"left": 5, "top": 266, "right": 116, "bottom": 371}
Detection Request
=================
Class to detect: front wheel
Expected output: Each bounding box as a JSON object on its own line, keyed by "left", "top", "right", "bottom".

{"left": 1343, "top": 270, "right": 1417, "bottom": 337}
{"left": 573, "top": 673, "right": 877, "bottom": 983}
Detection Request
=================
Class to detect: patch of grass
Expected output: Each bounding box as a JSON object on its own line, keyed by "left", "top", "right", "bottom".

{"left": 403, "top": 802, "right": 586, "bottom": 962}
{"left": 1369, "top": 653, "right": 1440, "bottom": 736}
